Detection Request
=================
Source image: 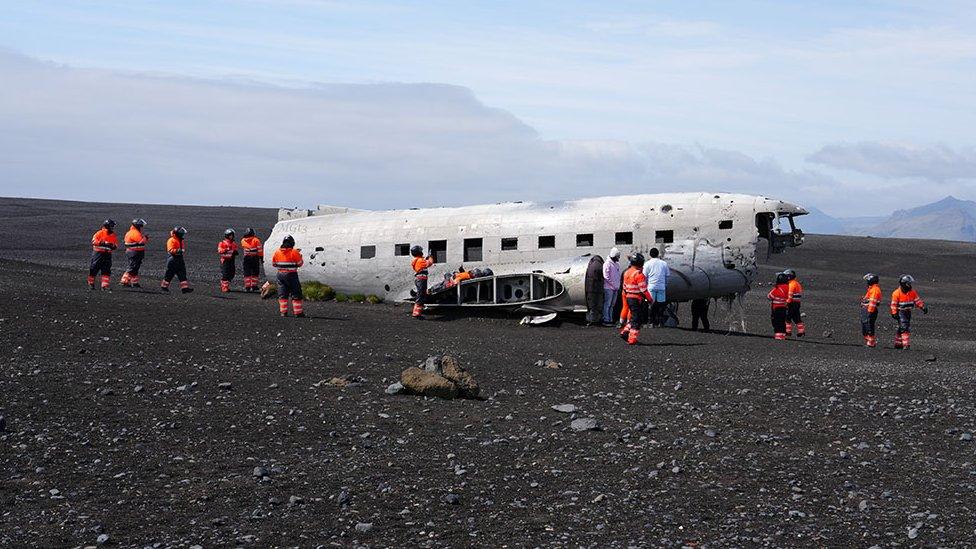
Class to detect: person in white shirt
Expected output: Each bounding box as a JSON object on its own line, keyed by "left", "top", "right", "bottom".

{"left": 642, "top": 248, "right": 669, "bottom": 327}
{"left": 601, "top": 247, "right": 621, "bottom": 326}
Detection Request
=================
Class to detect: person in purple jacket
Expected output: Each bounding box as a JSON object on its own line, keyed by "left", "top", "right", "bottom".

{"left": 601, "top": 247, "right": 621, "bottom": 326}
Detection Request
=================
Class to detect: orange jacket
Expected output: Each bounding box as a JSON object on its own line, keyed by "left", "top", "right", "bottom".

{"left": 167, "top": 235, "right": 186, "bottom": 256}
{"left": 453, "top": 271, "right": 473, "bottom": 283}
{"left": 91, "top": 228, "right": 118, "bottom": 253}
{"left": 787, "top": 279, "right": 803, "bottom": 303}
{"left": 217, "top": 238, "right": 238, "bottom": 261}
{"left": 241, "top": 236, "right": 263, "bottom": 257}
{"left": 861, "top": 284, "right": 882, "bottom": 313}
{"left": 622, "top": 266, "right": 652, "bottom": 301}
{"left": 890, "top": 288, "right": 924, "bottom": 315}
{"left": 767, "top": 283, "right": 789, "bottom": 309}
{"left": 123, "top": 226, "right": 148, "bottom": 252}
{"left": 412, "top": 256, "right": 434, "bottom": 277}
{"left": 272, "top": 248, "right": 303, "bottom": 273}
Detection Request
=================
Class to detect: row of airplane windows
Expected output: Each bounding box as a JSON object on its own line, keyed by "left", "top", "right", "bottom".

{"left": 355, "top": 229, "right": 680, "bottom": 261}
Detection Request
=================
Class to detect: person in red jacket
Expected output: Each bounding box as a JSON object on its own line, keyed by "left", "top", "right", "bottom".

{"left": 783, "top": 269, "right": 805, "bottom": 337}
{"left": 120, "top": 218, "right": 148, "bottom": 287}
{"left": 217, "top": 229, "right": 239, "bottom": 293}
{"left": 240, "top": 228, "right": 264, "bottom": 292}
{"left": 161, "top": 227, "right": 193, "bottom": 293}
{"left": 619, "top": 253, "right": 653, "bottom": 345}
{"left": 88, "top": 219, "right": 118, "bottom": 289}
{"left": 410, "top": 245, "right": 435, "bottom": 318}
{"left": 767, "top": 272, "right": 790, "bottom": 340}
{"left": 860, "top": 273, "right": 882, "bottom": 347}
{"left": 272, "top": 235, "right": 304, "bottom": 317}
{"left": 890, "top": 274, "right": 927, "bottom": 349}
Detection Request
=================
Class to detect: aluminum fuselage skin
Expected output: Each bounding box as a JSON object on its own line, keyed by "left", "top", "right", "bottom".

{"left": 267, "top": 192, "right": 806, "bottom": 311}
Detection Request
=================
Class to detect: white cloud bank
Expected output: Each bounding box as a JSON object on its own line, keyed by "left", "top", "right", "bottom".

{"left": 809, "top": 142, "right": 976, "bottom": 182}
{"left": 2, "top": 49, "right": 970, "bottom": 217}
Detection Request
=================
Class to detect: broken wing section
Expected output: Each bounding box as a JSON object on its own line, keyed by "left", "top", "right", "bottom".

{"left": 418, "top": 255, "right": 593, "bottom": 312}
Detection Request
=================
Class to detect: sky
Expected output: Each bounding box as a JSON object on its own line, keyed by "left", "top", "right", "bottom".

{"left": 1, "top": 0, "right": 975, "bottom": 216}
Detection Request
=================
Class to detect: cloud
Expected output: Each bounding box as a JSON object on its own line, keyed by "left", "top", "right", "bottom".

{"left": 808, "top": 142, "right": 976, "bottom": 181}
{"left": 0, "top": 50, "right": 837, "bottom": 213}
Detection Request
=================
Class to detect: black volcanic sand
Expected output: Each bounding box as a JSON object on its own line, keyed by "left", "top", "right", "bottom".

{"left": 2, "top": 197, "right": 976, "bottom": 547}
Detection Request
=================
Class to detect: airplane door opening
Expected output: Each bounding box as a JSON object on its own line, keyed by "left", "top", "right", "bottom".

{"left": 428, "top": 240, "right": 448, "bottom": 263}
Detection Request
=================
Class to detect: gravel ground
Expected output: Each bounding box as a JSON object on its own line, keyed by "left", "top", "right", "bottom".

{"left": 2, "top": 197, "right": 976, "bottom": 547}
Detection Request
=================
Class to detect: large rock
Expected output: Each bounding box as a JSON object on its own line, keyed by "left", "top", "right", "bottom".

{"left": 400, "top": 367, "right": 458, "bottom": 400}
{"left": 440, "top": 355, "right": 480, "bottom": 399}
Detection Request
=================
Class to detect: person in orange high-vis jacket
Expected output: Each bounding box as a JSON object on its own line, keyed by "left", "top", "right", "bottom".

{"left": 618, "top": 253, "right": 633, "bottom": 328}
{"left": 890, "top": 274, "right": 927, "bottom": 349}
{"left": 783, "top": 269, "right": 805, "bottom": 337}
{"left": 89, "top": 219, "right": 118, "bottom": 289}
{"left": 272, "top": 235, "right": 304, "bottom": 317}
{"left": 217, "top": 229, "right": 239, "bottom": 293}
{"left": 619, "top": 253, "right": 652, "bottom": 345}
{"left": 410, "top": 245, "right": 434, "bottom": 318}
{"left": 120, "top": 218, "right": 148, "bottom": 287}
{"left": 767, "top": 272, "right": 790, "bottom": 340}
{"left": 860, "top": 273, "right": 882, "bottom": 347}
{"left": 240, "top": 228, "right": 263, "bottom": 292}
{"left": 161, "top": 227, "right": 193, "bottom": 293}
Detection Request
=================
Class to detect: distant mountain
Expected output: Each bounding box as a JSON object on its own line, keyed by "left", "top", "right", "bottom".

{"left": 801, "top": 206, "right": 886, "bottom": 237}
{"left": 802, "top": 196, "right": 976, "bottom": 242}
{"left": 862, "top": 196, "right": 976, "bottom": 242}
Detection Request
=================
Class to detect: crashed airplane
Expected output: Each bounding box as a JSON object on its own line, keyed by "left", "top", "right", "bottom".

{"left": 268, "top": 192, "right": 807, "bottom": 314}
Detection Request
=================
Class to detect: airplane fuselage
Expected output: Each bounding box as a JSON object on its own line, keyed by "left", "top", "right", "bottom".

{"left": 267, "top": 192, "right": 807, "bottom": 312}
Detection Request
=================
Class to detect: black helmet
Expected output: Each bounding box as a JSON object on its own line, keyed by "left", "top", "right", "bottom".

{"left": 282, "top": 235, "right": 295, "bottom": 248}
{"left": 783, "top": 269, "right": 796, "bottom": 280}
{"left": 410, "top": 245, "right": 423, "bottom": 257}
{"left": 776, "top": 272, "right": 789, "bottom": 284}
{"left": 173, "top": 226, "right": 187, "bottom": 238}
{"left": 131, "top": 218, "right": 146, "bottom": 228}
{"left": 630, "top": 252, "right": 645, "bottom": 267}
{"left": 863, "top": 273, "right": 879, "bottom": 285}
{"left": 899, "top": 274, "right": 914, "bottom": 289}
{"left": 243, "top": 227, "right": 255, "bottom": 237}
{"left": 224, "top": 228, "right": 235, "bottom": 238}
{"left": 103, "top": 218, "right": 116, "bottom": 229}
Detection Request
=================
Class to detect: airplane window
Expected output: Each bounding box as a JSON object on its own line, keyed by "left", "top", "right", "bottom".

{"left": 719, "top": 220, "right": 733, "bottom": 230}
{"left": 394, "top": 243, "right": 410, "bottom": 256}
{"left": 428, "top": 240, "right": 447, "bottom": 263}
{"left": 501, "top": 237, "right": 518, "bottom": 251}
{"left": 538, "top": 235, "right": 555, "bottom": 249}
{"left": 655, "top": 230, "right": 673, "bottom": 243}
{"left": 360, "top": 245, "right": 376, "bottom": 259}
{"left": 464, "top": 238, "right": 483, "bottom": 262}
{"left": 576, "top": 233, "right": 593, "bottom": 247}
{"left": 615, "top": 231, "right": 633, "bottom": 245}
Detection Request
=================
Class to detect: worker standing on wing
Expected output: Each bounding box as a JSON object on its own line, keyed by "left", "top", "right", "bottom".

{"left": 217, "top": 229, "right": 239, "bottom": 293}
{"left": 410, "top": 245, "right": 434, "bottom": 319}
{"left": 240, "top": 228, "right": 263, "bottom": 292}
{"left": 161, "top": 227, "right": 193, "bottom": 293}
{"left": 272, "top": 235, "right": 304, "bottom": 317}
{"left": 619, "top": 253, "right": 652, "bottom": 345}
{"left": 860, "top": 273, "right": 882, "bottom": 347}
{"left": 767, "top": 272, "right": 790, "bottom": 340}
{"left": 88, "top": 219, "right": 118, "bottom": 290}
{"left": 890, "top": 274, "right": 927, "bottom": 349}
{"left": 120, "top": 218, "right": 148, "bottom": 287}
{"left": 783, "top": 269, "right": 805, "bottom": 337}
{"left": 642, "top": 248, "right": 669, "bottom": 327}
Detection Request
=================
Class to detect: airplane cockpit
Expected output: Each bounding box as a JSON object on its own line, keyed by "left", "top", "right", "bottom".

{"left": 755, "top": 199, "right": 807, "bottom": 254}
